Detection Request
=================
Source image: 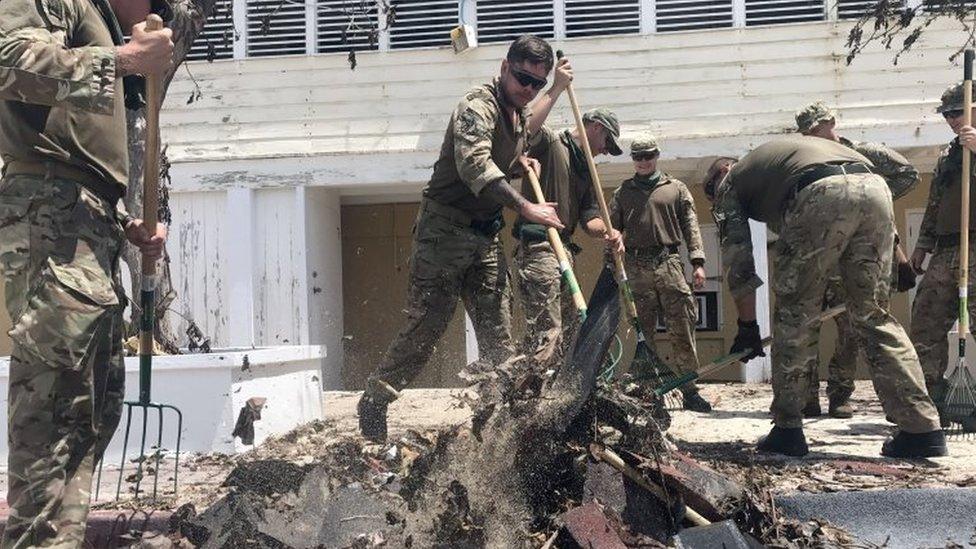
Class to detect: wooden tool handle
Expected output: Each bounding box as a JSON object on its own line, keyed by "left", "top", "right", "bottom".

{"left": 591, "top": 444, "right": 711, "bottom": 527}
{"left": 525, "top": 169, "right": 588, "bottom": 314}
{"left": 961, "top": 49, "right": 973, "bottom": 336}
{"left": 556, "top": 50, "right": 638, "bottom": 320}
{"left": 142, "top": 13, "right": 164, "bottom": 278}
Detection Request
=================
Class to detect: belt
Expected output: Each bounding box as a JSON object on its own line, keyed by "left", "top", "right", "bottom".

{"left": 421, "top": 198, "right": 504, "bottom": 237}
{"left": 792, "top": 162, "right": 873, "bottom": 198}
{"left": 3, "top": 160, "right": 124, "bottom": 204}
{"left": 626, "top": 244, "right": 679, "bottom": 264}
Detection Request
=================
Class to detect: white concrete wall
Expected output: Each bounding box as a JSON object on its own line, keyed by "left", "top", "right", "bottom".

{"left": 163, "top": 18, "right": 973, "bottom": 195}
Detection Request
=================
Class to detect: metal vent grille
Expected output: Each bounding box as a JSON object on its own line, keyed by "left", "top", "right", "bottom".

{"left": 317, "top": 0, "right": 380, "bottom": 53}
{"left": 656, "top": 0, "right": 734, "bottom": 31}
{"left": 388, "top": 0, "right": 458, "bottom": 50}
{"left": 186, "top": 0, "right": 235, "bottom": 61}
{"left": 838, "top": 0, "right": 905, "bottom": 19}
{"left": 477, "top": 0, "right": 554, "bottom": 44}
{"left": 565, "top": 0, "right": 640, "bottom": 38}
{"left": 247, "top": 0, "right": 307, "bottom": 57}
{"left": 745, "top": 0, "right": 826, "bottom": 26}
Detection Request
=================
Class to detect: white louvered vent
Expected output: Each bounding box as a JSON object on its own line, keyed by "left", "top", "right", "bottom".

{"left": 656, "top": 0, "right": 734, "bottom": 31}
{"left": 247, "top": 0, "right": 307, "bottom": 57}
{"left": 389, "top": 0, "right": 458, "bottom": 50}
{"left": 921, "top": 0, "right": 973, "bottom": 11}
{"left": 565, "top": 0, "right": 640, "bottom": 38}
{"left": 187, "top": 0, "right": 235, "bottom": 61}
{"left": 837, "top": 0, "right": 905, "bottom": 19}
{"left": 745, "top": 0, "right": 826, "bottom": 26}
{"left": 477, "top": 0, "right": 554, "bottom": 44}
{"left": 318, "top": 0, "right": 380, "bottom": 53}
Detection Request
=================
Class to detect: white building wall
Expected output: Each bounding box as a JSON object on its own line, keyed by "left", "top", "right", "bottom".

{"left": 158, "top": 18, "right": 973, "bottom": 385}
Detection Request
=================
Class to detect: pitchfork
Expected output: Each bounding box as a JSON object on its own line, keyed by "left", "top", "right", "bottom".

{"left": 97, "top": 14, "right": 184, "bottom": 500}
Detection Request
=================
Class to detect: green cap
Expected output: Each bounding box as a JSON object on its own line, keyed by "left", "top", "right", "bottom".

{"left": 936, "top": 81, "right": 976, "bottom": 113}
{"left": 582, "top": 107, "right": 622, "bottom": 156}
{"left": 630, "top": 133, "right": 659, "bottom": 155}
{"left": 795, "top": 101, "right": 836, "bottom": 133}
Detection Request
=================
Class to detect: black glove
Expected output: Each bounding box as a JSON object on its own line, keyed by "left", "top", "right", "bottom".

{"left": 730, "top": 319, "right": 765, "bottom": 361}
{"left": 896, "top": 261, "right": 917, "bottom": 293}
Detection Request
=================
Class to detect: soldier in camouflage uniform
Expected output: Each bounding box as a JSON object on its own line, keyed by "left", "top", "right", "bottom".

{"left": 0, "top": 1, "right": 171, "bottom": 546}
{"left": 713, "top": 135, "right": 944, "bottom": 458}
{"left": 357, "top": 35, "right": 565, "bottom": 442}
{"left": 513, "top": 100, "right": 624, "bottom": 370}
{"left": 610, "top": 135, "right": 713, "bottom": 413}
{"left": 909, "top": 81, "right": 976, "bottom": 424}
{"left": 795, "top": 101, "right": 921, "bottom": 419}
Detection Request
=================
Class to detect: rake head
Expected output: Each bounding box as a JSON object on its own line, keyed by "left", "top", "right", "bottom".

{"left": 943, "top": 360, "right": 976, "bottom": 438}
{"left": 97, "top": 400, "right": 184, "bottom": 501}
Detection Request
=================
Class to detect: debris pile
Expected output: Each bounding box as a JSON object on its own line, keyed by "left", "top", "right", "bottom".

{"left": 158, "top": 370, "right": 876, "bottom": 548}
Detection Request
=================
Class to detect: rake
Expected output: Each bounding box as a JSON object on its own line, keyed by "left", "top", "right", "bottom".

{"left": 653, "top": 305, "right": 848, "bottom": 399}
{"left": 944, "top": 49, "right": 976, "bottom": 436}
{"left": 557, "top": 51, "right": 682, "bottom": 401}
{"left": 97, "top": 14, "right": 184, "bottom": 500}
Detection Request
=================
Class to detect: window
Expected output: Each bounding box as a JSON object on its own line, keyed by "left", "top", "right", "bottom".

{"left": 318, "top": 0, "right": 380, "bottom": 53}
{"left": 565, "top": 0, "right": 640, "bottom": 38}
{"left": 745, "top": 0, "right": 826, "bottom": 26}
{"left": 389, "top": 0, "right": 459, "bottom": 49}
{"left": 247, "top": 0, "right": 308, "bottom": 57}
{"left": 477, "top": 0, "right": 554, "bottom": 44}
{"left": 186, "top": 0, "right": 235, "bottom": 61}
{"left": 656, "top": 0, "right": 734, "bottom": 31}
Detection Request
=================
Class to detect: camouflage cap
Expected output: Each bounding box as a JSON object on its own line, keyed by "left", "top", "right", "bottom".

{"left": 936, "top": 81, "right": 976, "bottom": 113}
{"left": 795, "top": 101, "right": 836, "bottom": 133}
{"left": 630, "top": 133, "right": 659, "bottom": 155}
{"left": 582, "top": 107, "right": 623, "bottom": 156}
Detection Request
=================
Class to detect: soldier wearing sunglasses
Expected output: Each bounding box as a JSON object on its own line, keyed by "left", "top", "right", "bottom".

{"left": 608, "top": 135, "right": 713, "bottom": 413}
{"left": 357, "top": 35, "right": 565, "bottom": 442}
{"left": 909, "top": 81, "right": 976, "bottom": 427}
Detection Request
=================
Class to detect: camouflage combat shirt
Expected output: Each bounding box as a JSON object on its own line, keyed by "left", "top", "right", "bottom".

{"left": 423, "top": 79, "right": 528, "bottom": 222}
{"left": 0, "top": 0, "right": 128, "bottom": 189}
{"left": 713, "top": 135, "right": 873, "bottom": 299}
{"left": 916, "top": 137, "right": 976, "bottom": 251}
{"left": 839, "top": 136, "right": 919, "bottom": 200}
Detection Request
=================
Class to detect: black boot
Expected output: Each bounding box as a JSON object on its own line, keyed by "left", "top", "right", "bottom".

{"left": 357, "top": 392, "right": 391, "bottom": 443}
{"left": 828, "top": 393, "right": 854, "bottom": 419}
{"left": 801, "top": 400, "right": 822, "bottom": 418}
{"left": 881, "top": 430, "right": 948, "bottom": 458}
{"left": 682, "top": 391, "right": 712, "bottom": 413}
{"left": 757, "top": 426, "right": 809, "bottom": 457}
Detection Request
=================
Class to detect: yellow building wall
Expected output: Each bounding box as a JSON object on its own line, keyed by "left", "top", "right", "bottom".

{"left": 339, "top": 171, "right": 934, "bottom": 388}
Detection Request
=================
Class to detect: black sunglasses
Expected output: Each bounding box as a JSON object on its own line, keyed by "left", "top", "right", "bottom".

{"left": 943, "top": 109, "right": 965, "bottom": 119}
{"left": 511, "top": 68, "right": 547, "bottom": 90}
{"left": 631, "top": 152, "right": 658, "bottom": 161}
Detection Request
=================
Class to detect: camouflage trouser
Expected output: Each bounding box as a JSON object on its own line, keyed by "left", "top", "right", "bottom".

{"left": 514, "top": 239, "right": 582, "bottom": 370}
{"left": 0, "top": 175, "right": 127, "bottom": 548}
{"left": 771, "top": 173, "right": 939, "bottom": 432}
{"left": 807, "top": 278, "right": 858, "bottom": 403}
{"left": 809, "top": 248, "right": 903, "bottom": 405}
{"left": 627, "top": 253, "right": 701, "bottom": 394}
{"left": 909, "top": 240, "right": 976, "bottom": 405}
{"left": 366, "top": 203, "right": 515, "bottom": 398}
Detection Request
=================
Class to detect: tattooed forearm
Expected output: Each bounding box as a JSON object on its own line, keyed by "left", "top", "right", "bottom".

{"left": 484, "top": 179, "right": 530, "bottom": 212}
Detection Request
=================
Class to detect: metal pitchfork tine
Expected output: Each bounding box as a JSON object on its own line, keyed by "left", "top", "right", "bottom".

{"left": 96, "top": 14, "right": 184, "bottom": 501}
